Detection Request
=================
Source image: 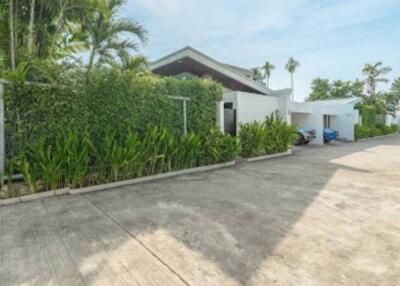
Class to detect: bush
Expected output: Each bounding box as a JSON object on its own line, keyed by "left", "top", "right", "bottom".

{"left": 355, "top": 124, "right": 398, "bottom": 140}
{"left": 13, "top": 127, "right": 237, "bottom": 193}
{"left": 239, "top": 113, "right": 297, "bottom": 158}
{"left": 238, "top": 121, "right": 266, "bottom": 158}
{"left": 4, "top": 69, "right": 223, "bottom": 159}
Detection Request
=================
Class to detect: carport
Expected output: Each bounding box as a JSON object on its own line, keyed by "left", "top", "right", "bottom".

{"left": 289, "top": 98, "right": 362, "bottom": 145}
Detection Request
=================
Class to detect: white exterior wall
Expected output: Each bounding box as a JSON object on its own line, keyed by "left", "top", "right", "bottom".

{"left": 236, "top": 92, "right": 281, "bottom": 124}
{"left": 290, "top": 100, "right": 360, "bottom": 145}
{"left": 223, "top": 91, "right": 285, "bottom": 135}
{"left": 328, "top": 106, "right": 359, "bottom": 141}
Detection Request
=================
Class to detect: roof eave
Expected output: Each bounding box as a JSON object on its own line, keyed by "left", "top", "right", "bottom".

{"left": 150, "top": 47, "right": 271, "bottom": 95}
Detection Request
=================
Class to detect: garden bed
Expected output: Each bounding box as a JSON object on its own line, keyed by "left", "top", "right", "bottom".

{"left": 0, "top": 161, "right": 235, "bottom": 206}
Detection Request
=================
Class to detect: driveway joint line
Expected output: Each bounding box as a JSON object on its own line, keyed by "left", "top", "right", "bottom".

{"left": 82, "top": 194, "right": 191, "bottom": 286}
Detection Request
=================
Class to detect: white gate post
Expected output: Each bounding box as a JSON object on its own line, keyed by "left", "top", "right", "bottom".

{"left": 183, "top": 99, "right": 187, "bottom": 135}
{"left": 216, "top": 101, "right": 224, "bottom": 133}
{"left": 0, "top": 80, "right": 5, "bottom": 178}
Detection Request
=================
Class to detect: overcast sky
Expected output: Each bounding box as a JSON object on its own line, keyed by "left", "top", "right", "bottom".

{"left": 123, "top": 0, "right": 400, "bottom": 101}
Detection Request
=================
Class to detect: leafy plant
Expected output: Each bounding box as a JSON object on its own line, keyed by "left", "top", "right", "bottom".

{"left": 239, "top": 122, "right": 266, "bottom": 158}
{"left": 239, "top": 113, "right": 296, "bottom": 158}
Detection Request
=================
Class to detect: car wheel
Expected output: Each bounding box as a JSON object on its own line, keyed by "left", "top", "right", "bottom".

{"left": 294, "top": 134, "right": 305, "bottom": 145}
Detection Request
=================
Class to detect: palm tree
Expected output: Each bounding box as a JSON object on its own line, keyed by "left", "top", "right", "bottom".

{"left": 43, "top": 0, "right": 92, "bottom": 57}
{"left": 262, "top": 61, "right": 275, "bottom": 88}
{"left": 251, "top": 67, "right": 262, "bottom": 82}
{"left": 285, "top": 57, "right": 300, "bottom": 100}
{"left": 84, "top": 0, "right": 148, "bottom": 75}
{"left": 362, "top": 62, "right": 392, "bottom": 105}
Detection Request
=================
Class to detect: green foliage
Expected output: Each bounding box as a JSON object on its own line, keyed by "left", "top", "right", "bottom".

{"left": 264, "top": 113, "right": 297, "bottom": 154}
{"left": 355, "top": 124, "right": 398, "bottom": 140}
{"left": 360, "top": 105, "right": 377, "bottom": 127}
{"left": 308, "top": 78, "right": 364, "bottom": 101}
{"left": 13, "top": 127, "right": 237, "bottom": 193}
{"left": 239, "top": 113, "right": 297, "bottom": 158}
{"left": 4, "top": 69, "right": 222, "bottom": 159}
{"left": 238, "top": 122, "right": 266, "bottom": 158}
{"left": 201, "top": 127, "right": 238, "bottom": 164}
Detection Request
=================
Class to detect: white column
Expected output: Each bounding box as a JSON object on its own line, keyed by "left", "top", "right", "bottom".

{"left": 0, "top": 81, "right": 5, "bottom": 177}
{"left": 216, "top": 101, "right": 224, "bottom": 133}
{"left": 313, "top": 112, "right": 325, "bottom": 145}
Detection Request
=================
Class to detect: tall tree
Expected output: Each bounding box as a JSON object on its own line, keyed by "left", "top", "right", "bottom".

{"left": 285, "top": 57, "right": 300, "bottom": 99}
{"left": 9, "top": 0, "right": 16, "bottom": 70}
{"left": 27, "top": 0, "right": 36, "bottom": 60}
{"left": 362, "top": 62, "right": 392, "bottom": 105}
{"left": 308, "top": 78, "right": 330, "bottom": 101}
{"left": 84, "top": 0, "right": 147, "bottom": 75}
{"left": 262, "top": 61, "right": 275, "bottom": 88}
{"left": 385, "top": 78, "right": 400, "bottom": 116}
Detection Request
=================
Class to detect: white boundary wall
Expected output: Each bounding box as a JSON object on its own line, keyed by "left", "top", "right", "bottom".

{"left": 223, "top": 91, "right": 288, "bottom": 135}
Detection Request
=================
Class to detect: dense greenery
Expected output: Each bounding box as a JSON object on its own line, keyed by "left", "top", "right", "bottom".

{"left": 4, "top": 68, "right": 223, "bottom": 159}
{"left": 9, "top": 126, "right": 237, "bottom": 194}
{"left": 308, "top": 79, "right": 364, "bottom": 101}
{"left": 307, "top": 62, "right": 400, "bottom": 120}
{"left": 1, "top": 0, "right": 146, "bottom": 73}
{"left": 239, "top": 113, "right": 297, "bottom": 158}
{"left": 355, "top": 124, "right": 398, "bottom": 140}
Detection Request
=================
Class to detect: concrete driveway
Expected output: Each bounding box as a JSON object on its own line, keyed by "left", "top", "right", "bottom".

{"left": 1, "top": 135, "right": 400, "bottom": 286}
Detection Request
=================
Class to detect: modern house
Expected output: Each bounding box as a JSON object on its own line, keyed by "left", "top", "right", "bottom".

{"left": 150, "top": 46, "right": 361, "bottom": 145}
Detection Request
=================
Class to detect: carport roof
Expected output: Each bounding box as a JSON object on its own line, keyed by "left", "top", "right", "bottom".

{"left": 309, "top": 97, "right": 362, "bottom": 105}
{"left": 150, "top": 46, "right": 272, "bottom": 95}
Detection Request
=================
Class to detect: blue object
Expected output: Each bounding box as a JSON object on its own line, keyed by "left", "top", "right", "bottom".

{"left": 324, "top": 128, "right": 338, "bottom": 143}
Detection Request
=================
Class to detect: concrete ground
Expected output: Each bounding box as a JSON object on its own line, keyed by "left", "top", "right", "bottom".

{"left": 1, "top": 135, "right": 400, "bottom": 286}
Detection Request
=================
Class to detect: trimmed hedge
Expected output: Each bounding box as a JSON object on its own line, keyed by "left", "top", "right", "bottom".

{"left": 4, "top": 70, "right": 222, "bottom": 158}
{"left": 355, "top": 124, "right": 398, "bottom": 140}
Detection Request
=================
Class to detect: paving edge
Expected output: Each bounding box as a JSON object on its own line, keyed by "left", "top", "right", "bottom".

{"left": 0, "top": 188, "right": 70, "bottom": 206}
{"left": 69, "top": 161, "right": 236, "bottom": 195}
{"left": 0, "top": 163, "right": 236, "bottom": 206}
{"left": 246, "top": 150, "right": 293, "bottom": 162}
{"left": 357, "top": 132, "right": 399, "bottom": 142}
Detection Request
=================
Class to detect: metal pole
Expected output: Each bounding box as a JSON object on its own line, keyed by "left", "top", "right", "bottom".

{"left": 183, "top": 99, "right": 187, "bottom": 135}
{"left": 0, "top": 82, "right": 5, "bottom": 179}
{"left": 168, "top": 96, "right": 190, "bottom": 136}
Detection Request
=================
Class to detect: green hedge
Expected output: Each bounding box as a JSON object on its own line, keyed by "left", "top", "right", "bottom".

{"left": 4, "top": 70, "right": 222, "bottom": 158}
{"left": 360, "top": 105, "right": 377, "bottom": 127}
{"left": 355, "top": 124, "right": 398, "bottom": 140}
{"left": 239, "top": 113, "right": 297, "bottom": 158}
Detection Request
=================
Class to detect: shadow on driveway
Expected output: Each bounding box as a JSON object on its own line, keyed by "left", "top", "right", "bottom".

{"left": 1, "top": 135, "right": 400, "bottom": 285}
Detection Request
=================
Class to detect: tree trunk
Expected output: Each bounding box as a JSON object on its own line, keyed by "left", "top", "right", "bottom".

{"left": 51, "top": 1, "right": 66, "bottom": 57}
{"left": 290, "top": 72, "right": 294, "bottom": 101}
{"left": 14, "top": 0, "right": 18, "bottom": 64}
{"left": 9, "top": 0, "right": 16, "bottom": 70}
{"left": 86, "top": 46, "right": 96, "bottom": 76}
{"left": 27, "top": 0, "right": 36, "bottom": 60}
{"left": 266, "top": 77, "right": 269, "bottom": 89}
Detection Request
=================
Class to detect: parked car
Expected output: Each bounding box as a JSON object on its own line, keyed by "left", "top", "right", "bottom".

{"left": 295, "top": 128, "right": 316, "bottom": 145}
{"left": 324, "top": 128, "right": 339, "bottom": 143}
